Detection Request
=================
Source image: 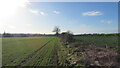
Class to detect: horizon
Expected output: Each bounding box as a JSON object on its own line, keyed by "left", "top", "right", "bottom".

{"left": 1, "top": 31, "right": 119, "bottom": 34}
{"left": 0, "top": 2, "right": 118, "bottom": 34}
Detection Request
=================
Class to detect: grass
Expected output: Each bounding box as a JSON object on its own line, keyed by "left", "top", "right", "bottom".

{"left": 2, "top": 37, "right": 55, "bottom": 66}
{"left": 24, "top": 38, "right": 57, "bottom": 66}
{"left": 0, "top": 38, "right": 2, "bottom": 67}
{"left": 74, "top": 36, "right": 118, "bottom": 48}
{"left": 2, "top": 35, "right": 119, "bottom": 66}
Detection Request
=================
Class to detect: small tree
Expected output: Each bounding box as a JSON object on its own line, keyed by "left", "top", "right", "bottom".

{"left": 53, "top": 26, "right": 60, "bottom": 37}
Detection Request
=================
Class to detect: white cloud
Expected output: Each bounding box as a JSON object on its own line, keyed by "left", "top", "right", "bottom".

{"left": 82, "top": 11, "right": 103, "bottom": 16}
{"left": 53, "top": 11, "right": 60, "bottom": 14}
{"left": 29, "top": 9, "right": 60, "bottom": 16}
{"left": 101, "top": 20, "right": 112, "bottom": 24}
{"left": 29, "top": 9, "right": 39, "bottom": 15}
{"left": 29, "top": 9, "right": 48, "bottom": 16}
{"left": 40, "top": 11, "right": 48, "bottom": 16}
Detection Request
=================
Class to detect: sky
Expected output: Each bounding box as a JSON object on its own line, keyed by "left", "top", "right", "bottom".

{"left": 29, "top": 0, "right": 119, "bottom": 2}
{"left": 0, "top": 0, "right": 118, "bottom": 34}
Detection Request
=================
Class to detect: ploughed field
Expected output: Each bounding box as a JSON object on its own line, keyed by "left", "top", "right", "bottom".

{"left": 2, "top": 36, "right": 119, "bottom": 66}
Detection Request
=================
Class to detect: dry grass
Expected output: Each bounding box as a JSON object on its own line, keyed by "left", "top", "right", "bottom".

{"left": 83, "top": 45, "right": 118, "bottom": 66}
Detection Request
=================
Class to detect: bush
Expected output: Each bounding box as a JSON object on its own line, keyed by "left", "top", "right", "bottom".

{"left": 60, "top": 31, "right": 74, "bottom": 44}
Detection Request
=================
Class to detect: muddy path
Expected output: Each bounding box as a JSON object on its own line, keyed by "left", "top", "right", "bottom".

{"left": 17, "top": 40, "right": 52, "bottom": 66}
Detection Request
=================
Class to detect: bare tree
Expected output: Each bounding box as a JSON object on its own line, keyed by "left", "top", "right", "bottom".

{"left": 53, "top": 26, "right": 60, "bottom": 37}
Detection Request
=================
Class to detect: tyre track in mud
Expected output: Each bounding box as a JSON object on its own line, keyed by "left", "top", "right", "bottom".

{"left": 17, "top": 39, "right": 52, "bottom": 66}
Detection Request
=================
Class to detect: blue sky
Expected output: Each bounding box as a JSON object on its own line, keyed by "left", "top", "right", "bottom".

{"left": 1, "top": 2, "right": 118, "bottom": 34}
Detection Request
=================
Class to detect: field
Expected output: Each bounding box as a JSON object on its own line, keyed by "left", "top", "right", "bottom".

{"left": 2, "top": 35, "right": 119, "bottom": 67}
{"left": 74, "top": 35, "right": 118, "bottom": 48}
{"left": 2, "top": 37, "right": 58, "bottom": 66}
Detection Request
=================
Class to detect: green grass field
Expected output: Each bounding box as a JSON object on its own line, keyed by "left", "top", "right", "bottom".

{"left": 2, "top": 37, "right": 57, "bottom": 66}
{"left": 2, "top": 35, "right": 119, "bottom": 66}
{"left": 74, "top": 36, "right": 118, "bottom": 48}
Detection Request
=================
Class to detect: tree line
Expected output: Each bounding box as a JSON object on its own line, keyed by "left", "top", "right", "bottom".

{"left": 52, "top": 26, "right": 119, "bottom": 44}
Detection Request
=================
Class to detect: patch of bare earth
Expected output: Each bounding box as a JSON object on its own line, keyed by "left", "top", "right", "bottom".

{"left": 83, "top": 45, "right": 118, "bottom": 67}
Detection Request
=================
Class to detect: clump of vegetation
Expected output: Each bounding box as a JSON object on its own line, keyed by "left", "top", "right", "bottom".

{"left": 83, "top": 45, "right": 118, "bottom": 67}
{"left": 58, "top": 33, "right": 119, "bottom": 67}
{"left": 60, "top": 30, "right": 74, "bottom": 44}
